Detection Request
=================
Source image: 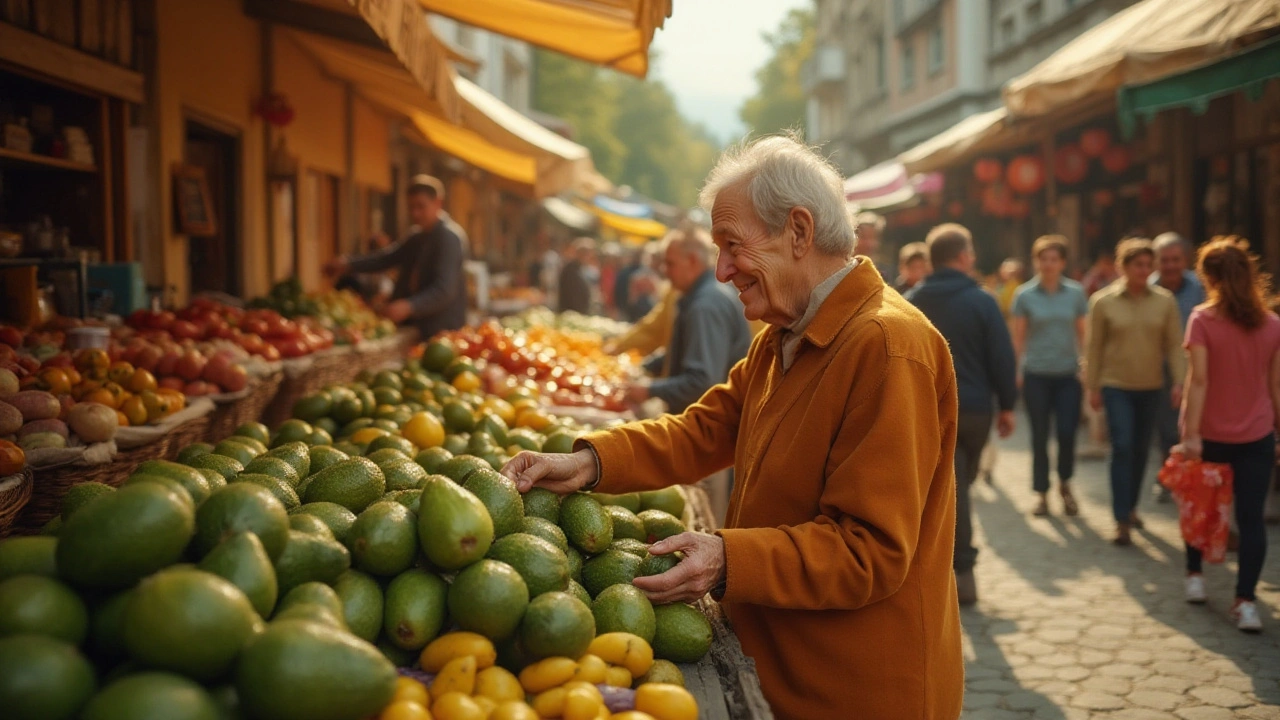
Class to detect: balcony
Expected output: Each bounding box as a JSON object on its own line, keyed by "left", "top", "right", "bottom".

{"left": 803, "top": 43, "right": 846, "bottom": 93}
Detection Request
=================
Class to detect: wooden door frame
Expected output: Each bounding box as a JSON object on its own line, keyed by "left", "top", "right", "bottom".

{"left": 183, "top": 112, "right": 242, "bottom": 296}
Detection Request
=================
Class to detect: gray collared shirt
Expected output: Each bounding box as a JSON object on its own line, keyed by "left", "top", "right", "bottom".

{"left": 779, "top": 261, "right": 857, "bottom": 372}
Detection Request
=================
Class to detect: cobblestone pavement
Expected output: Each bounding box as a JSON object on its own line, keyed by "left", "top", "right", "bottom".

{"left": 962, "top": 420, "right": 1280, "bottom": 719}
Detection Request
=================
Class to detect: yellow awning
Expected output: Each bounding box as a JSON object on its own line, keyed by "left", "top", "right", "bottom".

{"left": 360, "top": 86, "right": 538, "bottom": 187}
{"left": 417, "top": 0, "right": 672, "bottom": 77}
{"left": 339, "top": 0, "right": 461, "bottom": 121}
{"left": 456, "top": 77, "right": 597, "bottom": 197}
{"left": 593, "top": 207, "right": 667, "bottom": 238}
{"left": 899, "top": 107, "right": 1010, "bottom": 175}
{"left": 1004, "top": 0, "right": 1280, "bottom": 118}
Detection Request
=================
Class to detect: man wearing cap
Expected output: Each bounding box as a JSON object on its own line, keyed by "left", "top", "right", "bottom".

{"left": 325, "top": 175, "right": 466, "bottom": 340}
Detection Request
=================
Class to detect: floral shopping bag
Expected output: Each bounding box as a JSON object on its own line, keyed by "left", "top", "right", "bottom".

{"left": 1158, "top": 450, "right": 1233, "bottom": 563}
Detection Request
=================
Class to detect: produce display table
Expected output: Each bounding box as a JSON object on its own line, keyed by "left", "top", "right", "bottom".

{"left": 676, "top": 485, "right": 775, "bottom": 720}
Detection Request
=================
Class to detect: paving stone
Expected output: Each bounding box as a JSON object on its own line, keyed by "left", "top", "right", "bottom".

{"left": 1188, "top": 686, "right": 1253, "bottom": 708}
{"left": 963, "top": 692, "right": 1001, "bottom": 710}
{"left": 1069, "top": 691, "right": 1125, "bottom": 710}
{"left": 1079, "top": 676, "right": 1131, "bottom": 695}
{"left": 1128, "top": 690, "right": 1184, "bottom": 711}
{"left": 1109, "top": 710, "right": 1182, "bottom": 720}
{"left": 1175, "top": 707, "right": 1239, "bottom": 720}
{"left": 1004, "top": 691, "right": 1056, "bottom": 712}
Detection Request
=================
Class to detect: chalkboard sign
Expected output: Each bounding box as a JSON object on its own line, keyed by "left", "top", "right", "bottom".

{"left": 172, "top": 163, "right": 216, "bottom": 236}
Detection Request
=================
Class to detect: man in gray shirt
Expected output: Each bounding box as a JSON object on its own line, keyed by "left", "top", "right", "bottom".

{"left": 625, "top": 227, "right": 751, "bottom": 413}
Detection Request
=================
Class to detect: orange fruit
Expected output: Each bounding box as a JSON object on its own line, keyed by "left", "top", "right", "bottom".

{"left": 120, "top": 396, "right": 148, "bottom": 426}
{"left": 127, "top": 368, "right": 158, "bottom": 394}
{"left": 101, "top": 382, "right": 128, "bottom": 408}
{"left": 82, "top": 388, "right": 117, "bottom": 408}
{"left": 74, "top": 348, "right": 110, "bottom": 380}
{"left": 115, "top": 410, "right": 130, "bottom": 427}
{"left": 62, "top": 367, "right": 82, "bottom": 386}
{"left": 107, "top": 361, "right": 136, "bottom": 386}
{"left": 35, "top": 367, "right": 72, "bottom": 396}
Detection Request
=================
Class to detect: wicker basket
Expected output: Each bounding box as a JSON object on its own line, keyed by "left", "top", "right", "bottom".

{"left": 263, "top": 351, "right": 362, "bottom": 428}
{"left": 0, "top": 468, "right": 34, "bottom": 538}
{"left": 14, "top": 437, "right": 171, "bottom": 534}
{"left": 164, "top": 414, "right": 213, "bottom": 460}
{"left": 205, "top": 373, "right": 283, "bottom": 443}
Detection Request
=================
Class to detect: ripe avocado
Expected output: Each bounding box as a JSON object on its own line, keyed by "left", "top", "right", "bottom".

{"left": 242, "top": 456, "right": 302, "bottom": 489}
{"left": 485, "top": 532, "right": 570, "bottom": 598}
{"left": 57, "top": 482, "right": 195, "bottom": 591}
{"left": 637, "top": 509, "right": 686, "bottom": 543}
{"left": 652, "top": 602, "right": 714, "bottom": 663}
{"left": 519, "top": 591, "right": 595, "bottom": 660}
{"left": 81, "top": 672, "right": 221, "bottom": 720}
{"left": 413, "top": 447, "right": 453, "bottom": 474}
{"left": 197, "top": 531, "right": 278, "bottom": 618}
{"left": 186, "top": 453, "right": 244, "bottom": 484}
{"left": 382, "top": 489, "right": 422, "bottom": 511}
{"left": 603, "top": 505, "right": 646, "bottom": 541}
{"left": 264, "top": 442, "right": 312, "bottom": 480}
{"left": 291, "top": 502, "right": 358, "bottom": 545}
{"left": 446, "top": 559, "right": 529, "bottom": 641}
{"left": 0, "top": 536, "right": 58, "bottom": 580}
{"left": 60, "top": 482, "right": 115, "bottom": 522}
{"left": 522, "top": 487, "right": 562, "bottom": 523}
{"left": 235, "top": 622, "right": 397, "bottom": 720}
{"left": 289, "top": 513, "right": 335, "bottom": 540}
{"left": 272, "top": 530, "right": 351, "bottom": 595}
{"left": 194, "top": 483, "right": 290, "bottom": 560}
{"left": 416, "top": 476, "right": 494, "bottom": 571}
{"left": 332, "top": 570, "right": 383, "bottom": 643}
{"left": 382, "top": 568, "right": 448, "bottom": 651}
{"left": 347, "top": 501, "right": 417, "bottom": 577}
{"left": 463, "top": 467, "right": 525, "bottom": 537}
{"left": 121, "top": 569, "right": 260, "bottom": 681}
{"left": 307, "top": 445, "right": 350, "bottom": 476}
{"left": 0, "top": 634, "right": 96, "bottom": 720}
{"left": 380, "top": 458, "right": 427, "bottom": 492}
{"left": 277, "top": 582, "right": 344, "bottom": 619}
{"left": 591, "top": 584, "right": 656, "bottom": 643}
{"left": 520, "top": 516, "right": 569, "bottom": 553}
{"left": 559, "top": 493, "right": 614, "bottom": 554}
{"left": 234, "top": 473, "right": 301, "bottom": 511}
{"left": 302, "top": 457, "right": 386, "bottom": 513}
{"left": 0, "top": 574, "right": 88, "bottom": 644}
{"left": 639, "top": 487, "right": 686, "bottom": 518}
{"left": 580, "top": 549, "right": 642, "bottom": 598}
{"left": 136, "top": 460, "right": 215, "bottom": 504}
{"left": 610, "top": 538, "right": 650, "bottom": 558}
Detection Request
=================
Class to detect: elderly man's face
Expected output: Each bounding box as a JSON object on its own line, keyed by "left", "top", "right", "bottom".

{"left": 711, "top": 183, "right": 809, "bottom": 325}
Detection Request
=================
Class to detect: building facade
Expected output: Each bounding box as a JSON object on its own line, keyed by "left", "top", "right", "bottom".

{"left": 809, "top": 0, "right": 1141, "bottom": 175}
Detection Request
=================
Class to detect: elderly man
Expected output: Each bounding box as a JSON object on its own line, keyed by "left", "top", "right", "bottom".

{"left": 558, "top": 237, "right": 596, "bottom": 314}
{"left": 624, "top": 228, "right": 751, "bottom": 414}
{"left": 1151, "top": 232, "right": 1205, "bottom": 472}
{"left": 503, "top": 136, "right": 963, "bottom": 720}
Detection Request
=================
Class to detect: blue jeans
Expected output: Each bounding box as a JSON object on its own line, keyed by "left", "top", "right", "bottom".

{"left": 1023, "top": 373, "right": 1082, "bottom": 493}
{"left": 1187, "top": 434, "right": 1276, "bottom": 600}
{"left": 1102, "top": 387, "right": 1162, "bottom": 523}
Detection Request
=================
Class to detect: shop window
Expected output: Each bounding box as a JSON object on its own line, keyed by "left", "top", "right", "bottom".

{"left": 901, "top": 44, "right": 916, "bottom": 91}
{"left": 928, "top": 25, "right": 944, "bottom": 75}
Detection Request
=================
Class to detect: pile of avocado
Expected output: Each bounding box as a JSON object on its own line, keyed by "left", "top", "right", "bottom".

{"left": 0, "top": 361, "right": 714, "bottom": 720}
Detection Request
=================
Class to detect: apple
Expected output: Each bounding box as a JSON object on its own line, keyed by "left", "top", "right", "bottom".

{"left": 241, "top": 317, "right": 269, "bottom": 337}
{"left": 183, "top": 380, "right": 214, "bottom": 396}
{"left": 175, "top": 350, "right": 206, "bottom": 382}
{"left": 152, "top": 311, "right": 176, "bottom": 330}
{"left": 170, "top": 320, "right": 202, "bottom": 341}
{"left": 133, "top": 344, "right": 162, "bottom": 372}
{"left": 0, "top": 326, "right": 23, "bottom": 348}
{"left": 220, "top": 364, "right": 248, "bottom": 393}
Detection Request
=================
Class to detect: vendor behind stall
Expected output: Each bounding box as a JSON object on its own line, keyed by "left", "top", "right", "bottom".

{"left": 324, "top": 175, "right": 465, "bottom": 340}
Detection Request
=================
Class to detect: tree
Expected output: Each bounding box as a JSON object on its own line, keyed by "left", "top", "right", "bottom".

{"left": 532, "top": 50, "right": 719, "bottom": 207}
{"left": 740, "top": 7, "right": 814, "bottom": 138}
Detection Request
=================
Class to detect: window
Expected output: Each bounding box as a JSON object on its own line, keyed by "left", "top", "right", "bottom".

{"left": 900, "top": 44, "right": 915, "bottom": 91}
{"left": 1000, "top": 16, "right": 1016, "bottom": 48}
{"left": 874, "top": 37, "right": 887, "bottom": 91}
{"left": 927, "top": 25, "right": 944, "bottom": 74}
{"left": 1026, "top": 1, "right": 1043, "bottom": 31}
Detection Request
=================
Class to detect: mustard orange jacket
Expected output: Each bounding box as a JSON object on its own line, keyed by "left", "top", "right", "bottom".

{"left": 585, "top": 261, "right": 964, "bottom": 720}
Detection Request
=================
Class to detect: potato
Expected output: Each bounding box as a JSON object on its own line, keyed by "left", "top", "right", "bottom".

{"left": 7, "top": 390, "right": 60, "bottom": 422}
{"left": 67, "top": 402, "right": 118, "bottom": 443}
{"left": 0, "top": 402, "right": 20, "bottom": 435}
{"left": 17, "top": 418, "right": 69, "bottom": 440}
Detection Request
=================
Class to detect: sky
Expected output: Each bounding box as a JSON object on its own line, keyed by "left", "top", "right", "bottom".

{"left": 650, "top": 0, "right": 811, "bottom": 144}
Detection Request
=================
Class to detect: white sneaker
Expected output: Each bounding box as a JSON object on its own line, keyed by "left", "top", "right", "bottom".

{"left": 1185, "top": 575, "right": 1207, "bottom": 604}
{"left": 1232, "top": 600, "right": 1263, "bottom": 633}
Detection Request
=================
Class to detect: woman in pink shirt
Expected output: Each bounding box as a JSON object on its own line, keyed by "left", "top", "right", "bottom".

{"left": 1180, "top": 237, "right": 1280, "bottom": 632}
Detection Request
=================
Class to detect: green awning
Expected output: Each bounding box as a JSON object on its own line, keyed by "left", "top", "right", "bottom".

{"left": 1117, "top": 35, "right": 1280, "bottom": 139}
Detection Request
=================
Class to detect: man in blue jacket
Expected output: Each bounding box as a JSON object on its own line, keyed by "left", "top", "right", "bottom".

{"left": 908, "top": 223, "right": 1018, "bottom": 605}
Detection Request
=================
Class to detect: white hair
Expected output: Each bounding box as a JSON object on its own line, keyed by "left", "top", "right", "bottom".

{"left": 662, "top": 225, "right": 715, "bottom": 266}
{"left": 1153, "top": 231, "right": 1191, "bottom": 256}
{"left": 698, "top": 134, "right": 855, "bottom": 256}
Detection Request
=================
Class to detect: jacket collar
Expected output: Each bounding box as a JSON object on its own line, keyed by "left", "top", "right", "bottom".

{"left": 800, "top": 257, "right": 883, "bottom": 350}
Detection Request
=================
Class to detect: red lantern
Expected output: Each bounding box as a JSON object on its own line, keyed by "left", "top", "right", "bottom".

{"left": 1006, "top": 155, "right": 1046, "bottom": 195}
{"left": 974, "top": 159, "right": 1003, "bottom": 184}
{"left": 982, "top": 184, "right": 1012, "bottom": 216}
{"left": 254, "top": 92, "right": 295, "bottom": 128}
{"left": 1092, "top": 189, "right": 1115, "bottom": 208}
{"left": 1080, "top": 128, "right": 1111, "bottom": 157}
{"left": 947, "top": 200, "right": 965, "bottom": 218}
{"left": 1101, "top": 145, "right": 1132, "bottom": 174}
{"left": 1054, "top": 144, "right": 1089, "bottom": 185}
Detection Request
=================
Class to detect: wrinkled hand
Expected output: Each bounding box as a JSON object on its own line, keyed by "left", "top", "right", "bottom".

{"left": 383, "top": 299, "right": 413, "bottom": 324}
{"left": 500, "top": 449, "right": 597, "bottom": 494}
{"left": 997, "top": 410, "right": 1016, "bottom": 439}
{"left": 631, "top": 531, "right": 726, "bottom": 604}
{"left": 1180, "top": 436, "right": 1203, "bottom": 461}
{"left": 1088, "top": 390, "right": 1103, "bottom": 412}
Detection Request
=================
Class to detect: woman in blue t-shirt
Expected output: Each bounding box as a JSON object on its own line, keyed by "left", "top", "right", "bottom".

{"left": 1012, "top": 236, "right": 1089, "bottom": 517}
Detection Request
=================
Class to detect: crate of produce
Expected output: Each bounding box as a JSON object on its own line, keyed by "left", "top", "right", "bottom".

{"left": 204, "top": 372, "right": 283, "bottom": 442}
{"left": 15, "top": 436, "right": 165, "bottom": 534}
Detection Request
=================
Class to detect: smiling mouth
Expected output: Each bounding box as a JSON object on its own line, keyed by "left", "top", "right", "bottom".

{"left": 736, "top": 281, "right": 756, "bottom": 294}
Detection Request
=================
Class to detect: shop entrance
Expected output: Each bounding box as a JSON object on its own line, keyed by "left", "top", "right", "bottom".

{"left": 184, "top": 121, "right": 241, "bottom": 297}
